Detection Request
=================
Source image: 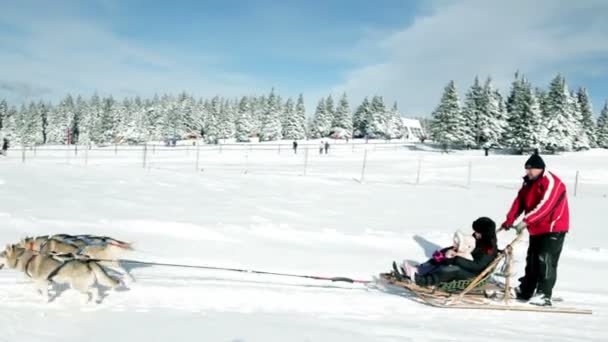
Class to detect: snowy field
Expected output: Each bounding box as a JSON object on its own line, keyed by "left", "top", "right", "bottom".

{"left": 1, "top": 144, "right": 607, "bottom": 342}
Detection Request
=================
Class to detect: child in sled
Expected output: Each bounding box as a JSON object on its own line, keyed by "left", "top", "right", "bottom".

{"left": 397, "top": 217, "right": 498, "bottom": 287}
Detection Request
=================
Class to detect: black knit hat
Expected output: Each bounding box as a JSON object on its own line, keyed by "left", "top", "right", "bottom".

{"left": 472, "top": 217, "right": 496, "bottom": 241}
{"left": 525, "top": 153, "right": 545, "bottom": 169}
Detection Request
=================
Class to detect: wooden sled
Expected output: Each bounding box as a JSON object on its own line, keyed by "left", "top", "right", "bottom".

{"left": 380, "top": 233, "right": 593, "bottom": 315}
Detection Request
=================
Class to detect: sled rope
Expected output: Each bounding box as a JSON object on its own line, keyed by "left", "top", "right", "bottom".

{"left": 103, "top": 258, "right": 372, "bottom": 285}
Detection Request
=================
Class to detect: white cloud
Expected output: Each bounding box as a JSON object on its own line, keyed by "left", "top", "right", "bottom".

{"left": 0, "top": 1, "right": 269, "bottom": 104}
{"left": 330, "top": 0, "right": 608, "bottom": 116}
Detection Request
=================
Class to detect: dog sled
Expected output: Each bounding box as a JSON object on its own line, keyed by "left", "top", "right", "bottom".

{"left": 378, "top": 233, "right": 592, "bottom": 315}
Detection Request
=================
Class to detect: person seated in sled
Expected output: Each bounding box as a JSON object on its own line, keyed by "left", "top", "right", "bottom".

{"left": 400, "top": 217, "right": 498, "bottom": 287}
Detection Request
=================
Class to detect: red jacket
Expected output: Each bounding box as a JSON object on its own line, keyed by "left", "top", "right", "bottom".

{"left": 503, "top": 171, "right": 570, "bottom": 236}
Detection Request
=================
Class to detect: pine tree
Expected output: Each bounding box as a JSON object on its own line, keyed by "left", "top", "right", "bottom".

{"left": 0, "top": 99, "right": 7, "bottom": 132}
{"left": 504, "top": 73, "right": 543, "bottom": 152}
{"left": 325, "top": 95, "right": 335, "bottom": 123}
{"left": 309, "top": 97, "right": 330, "bottom": 138}
{"left": 477, "top": 78, "right": 506, "bottom": 148}
{"left": 571, "top": 90, "right": 590, "bottom": 151}
{"left": 596, "top": 102, "right": 608, "bottom": 148}
{"left": 543, "top": 74, "right": 577, "bottom": 151}
{"left": 283, "top": 94, "right": 306, "bottom": 140}
{"left": 353, "top": 97, "right": 371, "bottom": 138}
{"left": 20, "top": 102, "right": 43, "bottom": 145}
{"left": 36, "top": 101, "right": 50, "bottom": 144}
{"left": 384, "top": 102, "right": 403, "bottom": 139}
{"left": 122, "top": 97, "right": 145, "bottom": 144}
{"left": 430, "top": 81, "right": 463, "bottom": 150}
{"left": 331, "top": 93, "right": 353, "bottom": 138}
{"left": 98, "top": 96, "right": 117, "bottom": 144}
{"left": 281, "top": 97, "right": 295, "bottom": 138}
{"left": 367, "top": 95, "right": 389, "bottom": 138}
{"left": 460, "top": 77, "right": 484, "bottom": 147}
{"left": 218, "top": 99, "right": 236, "bottom": 141}
{"left": 47, "top": 95, "right": 75, "bottom": 144}
{"left": 260, "top": 89, "right": 282, "bottom": 141}
{"left": 236, "top": 96, "right": 254, "bottom": 142}
{"left": 577, "top": 88, "right": 597, "bottom": 147}
{"left": 204, "top": 96, "right": 221, "bottom": 143}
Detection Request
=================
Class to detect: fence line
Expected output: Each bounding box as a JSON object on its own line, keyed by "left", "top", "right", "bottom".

{"left": 5, "top": 143, "right": 606, "bottom": 198}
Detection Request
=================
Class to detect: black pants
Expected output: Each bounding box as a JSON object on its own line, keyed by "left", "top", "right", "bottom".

{"left": 519, "top": 232, "right": 566, "bottom": 299}
{"left": 415, "top": 265, "right": 476, "bottom": 287}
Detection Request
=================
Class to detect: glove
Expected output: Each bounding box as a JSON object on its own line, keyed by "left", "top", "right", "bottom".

{"left": 500, "top": 221, "right": 512, "bottom": 231}
{"left": 432, "top": 250, "right": 445, "bottom": 264}
{"left": 514, "top": 221, "right": 527, "bottom": 234}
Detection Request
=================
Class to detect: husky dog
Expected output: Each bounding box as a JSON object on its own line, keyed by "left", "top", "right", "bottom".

{"left": 18, "top": 235, "right": 134, "bottom": 281}
{"left": 0, "top": 244, "right": 121, "bottom": 303}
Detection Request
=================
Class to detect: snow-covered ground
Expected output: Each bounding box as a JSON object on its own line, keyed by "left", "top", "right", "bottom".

{"left": 1, "top": 145, "right": 607, "bottom": 341}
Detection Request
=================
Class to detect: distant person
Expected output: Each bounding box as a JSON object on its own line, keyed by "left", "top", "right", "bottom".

{"left": 324, "top": 141, "right": 330, "bottom": 154}
{"left": 293, "top": 140, "right": 298, "bottom": 154}
{"left": 319, "top": 141, "right": 324, "bottom": 155}
{"left": 1, "top": 138, "right": 8, "bottom": 156}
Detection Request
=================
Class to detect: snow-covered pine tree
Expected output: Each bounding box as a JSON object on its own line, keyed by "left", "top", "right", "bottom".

{"left": 460, "top": 76, "right": 484, "bottom": 147}
{"left": 235, "top": 96, "right": 254, "bottom": 142}
{"left": 504, "top": 73, "right": 543, "bottom": 152}
{"left": 218, "top": 99, "right": 236, "bottom": 141}
{"left": 597, "top": 102, "right": 608, "bottom": 148}
{"left": 204, "top": 96, "right": 221, "bottom": 143}
{"left": 331, "top": 93, "right": 353, "bottom": 138}
{"left": 577, "top": 88, "right": 597, "bottom": 148}
{"left": 430, "top": 80, "right": 463, "bottom": 150}
{"left": 71, "top": 96, "right": 86, "bottom": 144}
{"left": 122, "top": 97, "right": 145, "bottom": 144}
{"left": 543, "top": 74, "right": 577, "bottom": 151}
{"left": 37, "top": 101, "right": 50, "bottom": 144}
{"left": 477, "top": 78, "right": 506, "bottom": 148}
{"left": 570, "top": 90, "right": 590, "bottom": 151}
{"left": 367, "top": 95, "right": 389, "bottom": 139}
{"left": 259, "top": 89, "right": 282, "bottom": 141}
{"left": 47, "top": 95, "right": 75, "bottom": 144}
{"left": 283, "top": 95, "right": 306, "bottom": 140}
{"left": 494, "top": 89, "right": 508, "bottom": 147}
{"left": 0, "top": 99, "right": 7, "bottom": 132}
{"left": 384, "top": 102, "right": 403, "bottom": 139}
{"left": 352, "top": 97, "right": 371, "bottom": 138}
{"left": 21, "top": 102, "right": 43, "bottom": 145}
{"left": 87, "top": 94, "right": 103, "bottom": 143}
{"left": 309, "top": 97, "right": 330, "bottom": 139}
{"left": 98, "top": 96, "right": 117, "bottom": 144}
{"left": 325, "top": 95, "right": 335, "bottom": 121}
{"left": 281, "top": 97, "right": 295, "bottom": 138}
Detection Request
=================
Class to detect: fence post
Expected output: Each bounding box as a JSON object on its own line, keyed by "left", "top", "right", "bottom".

{"left": 352, "top": 143, "right": 355, "bottom": 153}
{"left": 360, "top": 150, "right": 368, "bottom": 183}
{"left": 244, "top": 153, "right": 249, "bottom": 174}
{"left": 142, "top": 144, "right": 148, "bottom": 168}
{"left": 21, "top": 145, "right": 26, "bottom": 163}
{"left": 153, "top": 144, "right": 156, "bottom": 154}
{"left": 574, "top": 170, "right": 579, "bottom": 197}
{"left": 303, "top": 147, "right": 309, "bottom": 176}
{"left": 219, "top": 144, "right": 223, "bottom": 154}
{"left": 85, "top": 145, "right": 89, "bottom": 167}
{"left": 34, "top": 145, "right": 37, "bottom": 157}
{"left": 74, "top": 144, "right": 78, "bottom": 156}
{"left": 467, "top": 161, "right": 473, "bottom": 188}
{"left": 195, "top": 143, "right": 200, "bottom": 172}
{"left": 416, "top": 157, "right": 422, "bottom": 185}
{"left": 278, "top": 144, "right": 281, "bottom": 154}
{"left": 115, "top": 143, "right": 118, "bottom": 155}
{"left": 66, "top": 144, "right": 70, "bottom": 164}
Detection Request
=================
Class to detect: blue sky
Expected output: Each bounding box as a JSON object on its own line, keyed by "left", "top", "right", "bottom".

{"left": 1, "top": 0, "right": 607, "bottom": 116}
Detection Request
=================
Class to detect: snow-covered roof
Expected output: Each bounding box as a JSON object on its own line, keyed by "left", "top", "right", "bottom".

{"left": 401, "top": 118, "right": 423, "bottom": 128}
